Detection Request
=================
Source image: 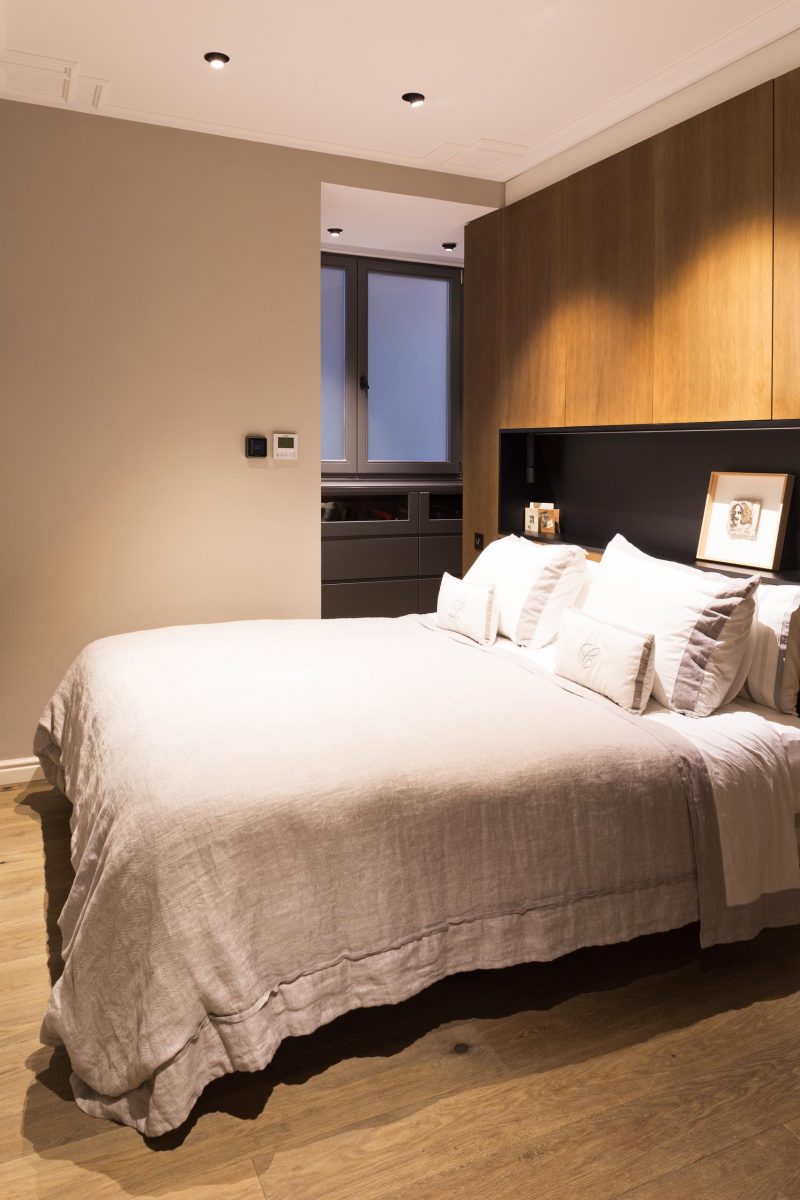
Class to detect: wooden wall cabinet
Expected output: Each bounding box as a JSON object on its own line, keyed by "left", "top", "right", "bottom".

{"left": 500, "top": 182, "right": 567, "bottom": 431}
{"left": 565, "top": 140, "right": 654, "bottom": 427}
{"left": 463, "top": 74, "right": 795, "bottom": 569}
{"left": 652, "top": 84, "right": 773, "bottom": 424}
{"left": 774, "top": 67, "right": 800, "bottom": 420}
{"left": 462, "top": 209, "right": 502, "bottom": 572}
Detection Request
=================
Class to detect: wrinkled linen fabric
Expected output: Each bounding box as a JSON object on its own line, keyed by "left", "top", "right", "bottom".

{"left": 34, "top": 615, "right": 798, "bottom": 1135}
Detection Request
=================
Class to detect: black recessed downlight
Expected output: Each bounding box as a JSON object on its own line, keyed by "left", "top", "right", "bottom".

{"left": 442, "top": 242, "right": 457, "bottom": 252}
{"left": 327, "top": 227, "right": 343, "bottom": 238}
{"left": 204, "top": 51, "right": 230, "bottom": 68}
{"left": 401, "top": 92, "right": 425, "bottom": 107}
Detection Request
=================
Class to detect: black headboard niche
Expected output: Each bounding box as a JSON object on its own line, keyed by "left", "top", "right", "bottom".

{"left": 499, "top": 422, "right": 800, "bottom": 579}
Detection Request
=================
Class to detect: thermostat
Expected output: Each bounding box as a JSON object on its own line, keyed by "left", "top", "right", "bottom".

{"left": 273, "top": 432, "right": 299, "bottom": 460}
{"left": 245, "top": 435, "right": 267, "bottom": 458}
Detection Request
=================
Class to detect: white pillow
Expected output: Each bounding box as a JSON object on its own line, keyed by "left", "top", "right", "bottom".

{"left": 555, "top": 607, "right": 656, "bottom": 714}
{"left": 574, "top": 556, "right": 601, "bottom": 610}
{"left": 743, "top": 584, "right": 800, "bottom": 713}
{"left": 606, "top": 538, "right": 758, "bottom": 705}
{"left": 583, "top": 535, "right": 758, "bottom": 717}
{"left": 464, "top": 536, "right": 586, "bottom": 647}
{"left": 436, "top": 572, "right": 498, "bottom": 645}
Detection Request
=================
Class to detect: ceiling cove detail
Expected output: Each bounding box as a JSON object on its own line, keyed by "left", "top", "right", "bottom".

{"left": 1, "top": 1, "right": 799, "bottom": 181}
{"left": 0, "top": 46, "right": 107, "bottom": 109}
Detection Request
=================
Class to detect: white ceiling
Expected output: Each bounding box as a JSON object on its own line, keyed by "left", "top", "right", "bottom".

{"left": 321, "top": 185, "right": 494, "bottom": 265}
{"left": 2, "top": 0, "right": 800, "bottom": 184}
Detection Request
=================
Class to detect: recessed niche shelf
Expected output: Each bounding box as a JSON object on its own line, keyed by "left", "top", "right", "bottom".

{"left": 499, "top": 422, "right": 800, "bottom": 580}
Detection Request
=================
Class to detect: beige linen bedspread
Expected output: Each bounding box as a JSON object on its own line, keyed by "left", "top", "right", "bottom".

{"left": 34, "top": 614, "right": 739, "bottom": 1135}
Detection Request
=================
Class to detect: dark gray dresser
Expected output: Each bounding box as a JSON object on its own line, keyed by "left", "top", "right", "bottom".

{"left": 321, "top": 482, "right": 462, "bottom": 618}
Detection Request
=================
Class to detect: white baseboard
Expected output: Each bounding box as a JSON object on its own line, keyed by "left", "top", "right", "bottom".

{"left": 0, "top": 757, "right": 44, "bottom": 786}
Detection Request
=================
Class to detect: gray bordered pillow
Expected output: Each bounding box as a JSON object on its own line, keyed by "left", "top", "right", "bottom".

{"left": 583, "top": 535, "right": 758, "bottom": 717}
{"left": 555, "top": 607, "right": 655, "bottom": 714}
{"left": 744, "top": 584, "right": 800, "bottom": 713}
{"left": 463, "top": 536, "right": 587, "bottom": 647}
{"left": 436, "top": 572, "right": 498, "bottom": 646}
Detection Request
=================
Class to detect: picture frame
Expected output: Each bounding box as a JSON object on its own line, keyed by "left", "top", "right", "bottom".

{"left": 538, "top": 507, "right": 560, "bottom": 537}
{"left": 696, "top": 471, "right": 794, "bottom": 571}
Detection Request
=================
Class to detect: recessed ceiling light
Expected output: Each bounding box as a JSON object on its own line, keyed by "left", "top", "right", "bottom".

{"left": 204, "top": 52, "right": 230, "bottom": 69}
{"left": 442, "top": 242, "right": 457, "bottom": 252}
{"left": 327, "top": 227, "right": 343, "bottom": 238}
{"left": 401, "top": 92, "right": 425, "bottom": 108}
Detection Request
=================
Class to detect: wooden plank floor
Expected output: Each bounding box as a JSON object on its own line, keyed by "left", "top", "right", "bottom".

{"left": 2, "top": 781, "right": 800, "bottom": 1199}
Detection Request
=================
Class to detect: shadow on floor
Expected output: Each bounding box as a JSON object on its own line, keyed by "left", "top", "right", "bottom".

{"left": 17, "top": 785, "right": 800, "bottom": 1176}
{"left": 17, "top": 787, "right": 72, "bottom": 985}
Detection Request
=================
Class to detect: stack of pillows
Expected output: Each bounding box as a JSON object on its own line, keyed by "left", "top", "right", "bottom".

{"left": 436, "top": 533, "right": 800, "bottom": 719}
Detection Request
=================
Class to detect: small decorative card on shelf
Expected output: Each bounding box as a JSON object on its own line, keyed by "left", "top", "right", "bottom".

{"left": 524, "top": 502, "right": 559, "bottom": 536}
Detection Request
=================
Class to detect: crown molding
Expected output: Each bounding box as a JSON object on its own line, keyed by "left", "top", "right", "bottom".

{"left": 2, "top": 1, "right": 800, "bottom": 186}
{"left": 508, "top": 20, "right": 800, "bottom": 203}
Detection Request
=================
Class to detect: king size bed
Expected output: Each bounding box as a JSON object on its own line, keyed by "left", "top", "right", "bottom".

{"left": 33, "top": 535, "right": 800, "bottom": 1136}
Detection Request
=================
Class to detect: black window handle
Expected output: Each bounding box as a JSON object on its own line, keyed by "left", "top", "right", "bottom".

{"left": 360, "top": 374, "right": 369, "bottom": 391}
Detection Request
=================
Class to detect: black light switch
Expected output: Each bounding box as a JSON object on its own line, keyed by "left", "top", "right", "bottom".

{"left": 245, "top": 435, "right": 267, "bottom": 458}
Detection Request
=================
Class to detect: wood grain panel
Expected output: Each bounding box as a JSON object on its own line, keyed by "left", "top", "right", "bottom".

{"left": 774, "top": 67, "right": 800, "bottom": 419}
{"left": 619, "top": 1126, "right": 800, "bottom": 1200}
{"left": 462, "top": 209, "right": 502, "bottom": 572}
{"left": 653, "top": 84, "right": 773, "bottom": 424}
{"left": 500, "top": 181, "right": 567, "bottom": 429}
{"left": 565, "top": 140, "right": 654, "bottom": 426}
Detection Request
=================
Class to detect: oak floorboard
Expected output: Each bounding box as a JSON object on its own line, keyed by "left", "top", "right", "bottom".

{"left": 617, "top": 1125, "right": 800, "bottom": 1199}
{"left": 0, "top": 1151, "right": 269, "bottom": 1200}
{"left": 4, "top": 784, "right": 800, "bottom": 1199}
{"left": 255, "top": 1020, "right": 800, "bottom": 1200}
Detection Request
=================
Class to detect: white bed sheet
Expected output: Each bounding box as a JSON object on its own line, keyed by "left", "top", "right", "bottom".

{"left": 494, "top": 637, "right": 800, "bottom": 907}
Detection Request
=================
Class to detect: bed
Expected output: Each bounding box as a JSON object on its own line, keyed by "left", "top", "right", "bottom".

{"left": 34, "top": 592, "right": 800, "bottom": 1136}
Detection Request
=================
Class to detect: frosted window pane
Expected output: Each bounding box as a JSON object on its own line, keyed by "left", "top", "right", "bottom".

{"left": 321, "top": 267, "right": 347, "bottom": 461}
{"left": 367, "top": 273, "right": 449, "bottom": 463}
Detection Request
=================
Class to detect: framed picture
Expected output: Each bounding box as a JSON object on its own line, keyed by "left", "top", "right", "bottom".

{"left": 696, "top": 471, "right": 794, "bottom": 570}
{"left": 538, "top": 507, "right": 560, "bottom": 536}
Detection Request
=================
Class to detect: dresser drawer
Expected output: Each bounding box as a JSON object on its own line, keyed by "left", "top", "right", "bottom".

{"left": 322, "top": 580, "right": 419, "bottom": 619}
{"left": 322, "top": 536, "right": 419, "bottom": 582}
{"left": 418, "top": 577, "right": 442, "bottom": 614}
{"left": 419, "top": 534, "right": 462, "bottom": 579}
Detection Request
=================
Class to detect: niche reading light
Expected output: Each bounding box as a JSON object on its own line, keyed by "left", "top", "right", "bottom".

{"left": 401, "top": 92, "right": 425, "bottom": 107}
{"left": 327, "top": 227, "right": 343, "bottom": 238}
{"left": 442, "top": 242, "right": 457, "bottom": 252}
{"left": 204, "top": 51, "right": 230, "bottom": 69}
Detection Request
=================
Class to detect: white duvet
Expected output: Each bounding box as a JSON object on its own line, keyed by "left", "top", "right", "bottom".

{"left": 509, "top": 638, "right": 800, "bottom": 907}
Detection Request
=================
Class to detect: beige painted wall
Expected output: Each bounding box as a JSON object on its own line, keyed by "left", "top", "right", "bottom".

{"left": 1, "top": 100, "right": 501, "bottom": 759}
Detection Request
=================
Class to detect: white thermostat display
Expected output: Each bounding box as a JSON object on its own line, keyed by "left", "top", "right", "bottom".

{"left": 273, "top": 432, "right": 299, "bottom": 459}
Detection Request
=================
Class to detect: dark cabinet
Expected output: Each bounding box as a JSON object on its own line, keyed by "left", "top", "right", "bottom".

{"left": 321, "top": 482, "right": 462, "bottom": 618}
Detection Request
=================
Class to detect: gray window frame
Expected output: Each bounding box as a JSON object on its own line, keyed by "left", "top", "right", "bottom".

{"left": 320, "top": 256, "right": 358, "bottom": 475}
{"left": 322, "top": 253, "right": 462, "bottom": 477}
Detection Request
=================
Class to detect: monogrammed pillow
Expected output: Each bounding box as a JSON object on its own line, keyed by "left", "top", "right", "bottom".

{"left": 554, "top": 607, "right": 656, "bottom": 714}
{"left": 464, "top": 536, "right": 586, "bottom": 648}
{"left": 436, "top": 572, "right": 498, "bottom": 646}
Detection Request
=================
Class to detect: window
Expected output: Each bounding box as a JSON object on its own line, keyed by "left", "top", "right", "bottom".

{"left": 321, "top": 255, "right": 462, "bottom": 476}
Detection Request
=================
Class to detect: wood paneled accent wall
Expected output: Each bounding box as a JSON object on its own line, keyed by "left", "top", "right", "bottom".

{"left": 774, "top": 68, "right": 800, "bottom": 420}
{"left": 462, "top": 209, "right": 502, "bottom": 568}
{"left": 463, "top": 70, "right": 797, "bottom": 572}
{"left": 501, "top": 185, "right": 567, "bottom": 429}
{"left": 565, "top": 140, "right": 654, "bottom": 428}
{"left": 653, "top": 85, "right": 773, "bottom": 424}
